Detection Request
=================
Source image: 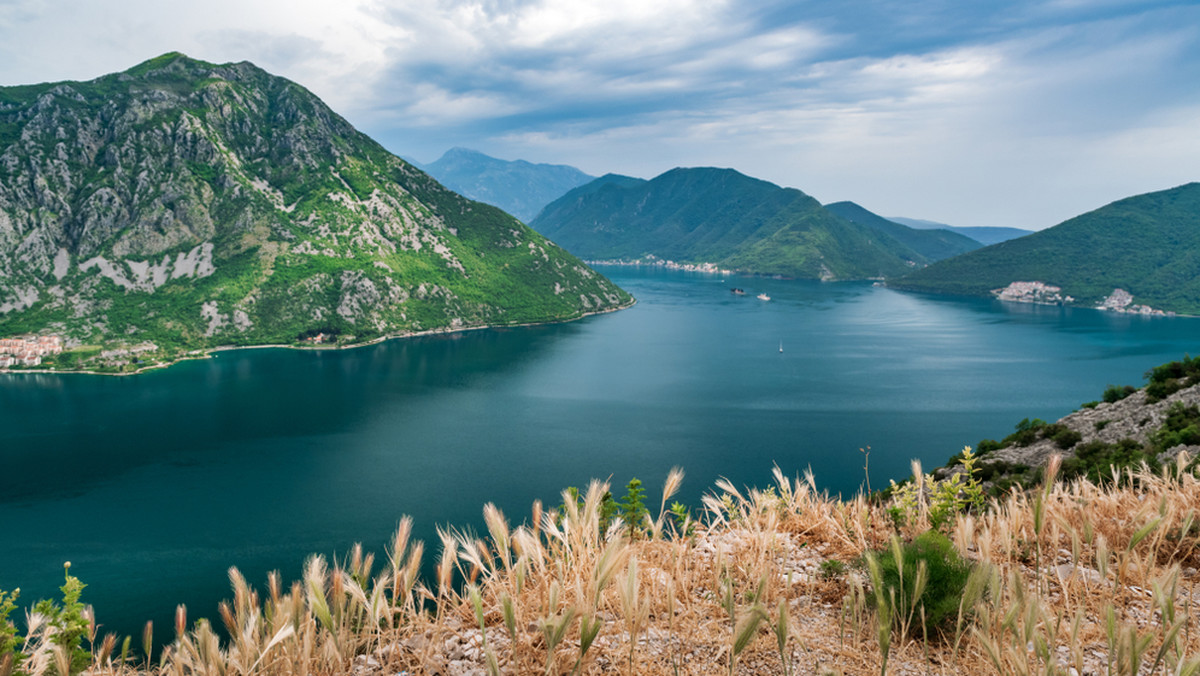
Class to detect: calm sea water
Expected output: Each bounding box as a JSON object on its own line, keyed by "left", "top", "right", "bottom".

{"left": 2, "top": 266, "right": 1197, "bottom": 641}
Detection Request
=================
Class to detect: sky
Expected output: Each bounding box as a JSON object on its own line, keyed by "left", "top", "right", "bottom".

{"left": 0, "top": 0, "right": 1197, "bottom": 229}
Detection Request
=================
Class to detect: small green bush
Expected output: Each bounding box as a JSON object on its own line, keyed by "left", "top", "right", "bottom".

{"left": 820, "top": 559, "right": 848, "bottom": 580}
{"left": 1150, "top": 403, "right": 1200, "bottom": 453}
{"left": 1051, "top": 427, "right": 1082, "bottom": 450}
{"left": 1002, "top": 418, "right": 1047, "bottom": 447}
{"left": 1144, "top": 355, "right": 1200, "bottom": 403}
{"left": 976, "top": 438, "right": 1004, "bottom": 454}
{"left": 1102, "top": 384, "right": 1137, "bottom": 403}
{"left": 1060, "top": 438, "right": 1154, "bottom": 484}
{"left": 975, "top": 460, "right": 1029, "bottom": 483}
{"left": 865, "top": 531, "right": 977, "bottom": 638}
{"left": 37, "top": 563, "right": 92, "bottom": 676}
{"left": 0, "top": 588, "right": 22, "bottom": 673}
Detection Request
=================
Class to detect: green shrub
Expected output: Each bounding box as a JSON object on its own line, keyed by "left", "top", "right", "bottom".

{"left": 976, "top": 460, "right": 1029, "bottom": 483}
{"left": 668, "top": 501, "right": 694, "bottom": 537}
{"left": 1001, "top": 418, "right": 1047, "bottom": 447}
{"left": 1144, "top": 355, "right": 1200, "bottom": 403}
{"left": 1060, "top": 439, "right": 1154, "bottom": 484}
{"left": 1150, "top": 403, "right": 1200, "bottom": 453}
{"left": 865, "top": 531, "right": 977, "bottom": 638}
{"left": 39, "top": 563, "right": 92, "bottom": 676}
{"left": 1080, "top": 401, "right": 1100, "bottom": 409}
{"left": 1050, "top": 427, "right": 1082, "bottom": 450}
{"left": 819, "top": 559, "right": 847, "bottom": 580}
{"left": 1102, "top": 384, "right": 1137, "bottom": 403}
{"left": 976, "top": 439, "right": 1004, "bottom": 454}
{"left": 0, "top": 588, "right": 22, "bottom": 673}
{"left": 886, "top": 447, "right": 985, "bottom": 533}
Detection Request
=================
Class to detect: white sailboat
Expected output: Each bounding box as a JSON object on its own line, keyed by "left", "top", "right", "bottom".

{"left": 779, "top": 340, "right": 783, "bottom": 353}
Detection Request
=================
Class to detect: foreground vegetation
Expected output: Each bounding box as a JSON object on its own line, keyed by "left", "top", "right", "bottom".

{"left": 3, "top": 451, "right": 1198, "bottom": 676}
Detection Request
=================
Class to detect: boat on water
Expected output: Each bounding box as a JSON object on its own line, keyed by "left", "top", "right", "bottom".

{"left": 757, "top": 293, "right": 770, "bottom": 301}
{"left": 731, "top": 288, "right": 746, "bottom": 295}
{"left": 779, "top": 340, "right": 783, "bottom": 353}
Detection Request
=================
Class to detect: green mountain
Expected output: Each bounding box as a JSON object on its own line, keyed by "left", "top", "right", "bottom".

{"left": 824, "top": 201, "right": 981, "bottom": 261}
{"left": 0, "top": 53, "right": 630, "bottom": 365}
{"left": 417, "top": 148, "right": 594, "bottom": 223}
{"left": 891, "top": 183, "right": 1200, "bottom": 314}
{"left": 529, "top": 167, "right": 929, "bottom": 280}
{"left": 888, "top": 216, "right": 1032, "bottom": 245}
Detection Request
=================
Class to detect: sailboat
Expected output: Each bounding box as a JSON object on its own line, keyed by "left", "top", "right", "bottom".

{"left": 779, "top": 340, "right": 783, "bottom": 353}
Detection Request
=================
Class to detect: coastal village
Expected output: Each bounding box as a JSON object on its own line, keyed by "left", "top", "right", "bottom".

{"left": 993, "top": 281, "right": 1176, "bottom": 316}
{"left": 587, "top": 254, "right": 732, "bottom": 274}
{"left": 0, "top": 334, "right": 164, "bottom": 371}
{"left": 0, "top": 334, "right": 62, "bottom": 367}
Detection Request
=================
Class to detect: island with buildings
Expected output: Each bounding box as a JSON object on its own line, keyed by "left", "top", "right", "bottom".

{"left": 992, "top": 281, "right": 1074, "bottom": 305}
{"left": 1096, "top": 288, "right": 1176, "bottom": 316}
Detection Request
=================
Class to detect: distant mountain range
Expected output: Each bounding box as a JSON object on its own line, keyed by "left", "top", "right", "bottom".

{"left": 0, "top": 53, "right": 630, "bottom": 368}
{"left": 887, "top": 217, "right": 1032, "bottom": 245}
{"left": 530, "top": 167, "right": 964, "bottom": 280}
{"left": 415, "top": 148, "right": 595, "bottom": 223}
{"left": 823, "top": 201, "right": 981, "bottom": 261}
{"left": 892, "top": 183, "right": 1200, "bottom": 314}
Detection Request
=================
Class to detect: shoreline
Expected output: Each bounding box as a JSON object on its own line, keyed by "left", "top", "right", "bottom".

{"left": 886, "top": 283, "right": 1199, "bottom": 319}
{"left": 0, "top": 299, "right": 636, "bottom": 377}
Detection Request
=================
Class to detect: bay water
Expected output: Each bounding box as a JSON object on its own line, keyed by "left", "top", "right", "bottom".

{"left": 1, "top": 266, "right": 1197, "bottom": 641}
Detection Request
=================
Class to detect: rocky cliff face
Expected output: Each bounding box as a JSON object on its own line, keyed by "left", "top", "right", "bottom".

{"left": 938, "top": 365, "right": 1200, "bottom": 491}
{"left": 0, "top": 53, "right": 630, "bottom": 355}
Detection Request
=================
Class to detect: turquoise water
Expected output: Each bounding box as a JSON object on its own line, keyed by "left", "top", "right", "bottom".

{"left": 1, "top": 266, "right": 1197, "bottom": 641}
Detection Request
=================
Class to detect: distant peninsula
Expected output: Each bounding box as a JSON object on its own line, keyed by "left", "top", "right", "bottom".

{"left": 0, "top": 53, "right": 632, "bottom": 373}
{"left": 891, "top": 183, "right": 1200, "bottom": 316}
{"left": 530, "top": 167, "right": 964, "bottom": 281}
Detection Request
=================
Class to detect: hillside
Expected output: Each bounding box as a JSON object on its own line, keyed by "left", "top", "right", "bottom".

{"left": 530, "top": 167, "right": 930, "bottom": 280}
{"left": 417, "top": 148, "right": 595, "bottom": 223}
{"left": 888, "top": 216, "right": 1032, "bottom": 245}
{"left": 824, "top": 200, "right": 981, "bottom": 261}
{"left": 892, "top": 183, "right": 1200, "bottom": 314}
{"left": 0, "top": 54, "right": 630, "bottom": 370}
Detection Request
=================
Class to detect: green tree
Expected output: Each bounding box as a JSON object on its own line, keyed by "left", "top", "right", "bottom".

{"left": 620, "top": 478, "right": 647, "bottom": 539}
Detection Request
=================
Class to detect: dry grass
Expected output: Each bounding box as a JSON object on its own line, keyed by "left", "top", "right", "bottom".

{"left": 8, "top": 457, "right": 1200, "bottom": 676}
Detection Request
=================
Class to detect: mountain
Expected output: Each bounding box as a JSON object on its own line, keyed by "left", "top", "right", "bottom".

{"left": 530, "top": 167, "right": 931, "bottom": 280}
{"left": 0, "top": 53, "right": 630, "bottom": 366}
{"left": 888, "top": 216, "right": 1032, "bottom": 245}
{"left": 418, "top": 148, "right": 594, "bottom": 223}
{"left": 891, "top": 183, "right": 1200, "bottom": 314}
{"left": 823, "top": 201, "right": 981, "bottom": 261}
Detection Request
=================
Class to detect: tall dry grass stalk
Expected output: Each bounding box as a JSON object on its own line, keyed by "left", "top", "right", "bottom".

{"left": 6, "top": 456, "right": 1199, "bottom": 675}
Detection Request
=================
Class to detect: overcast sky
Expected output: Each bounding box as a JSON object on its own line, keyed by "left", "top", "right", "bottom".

{"left": 1, "top": 0, "right": 1197, "bottom": 229}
